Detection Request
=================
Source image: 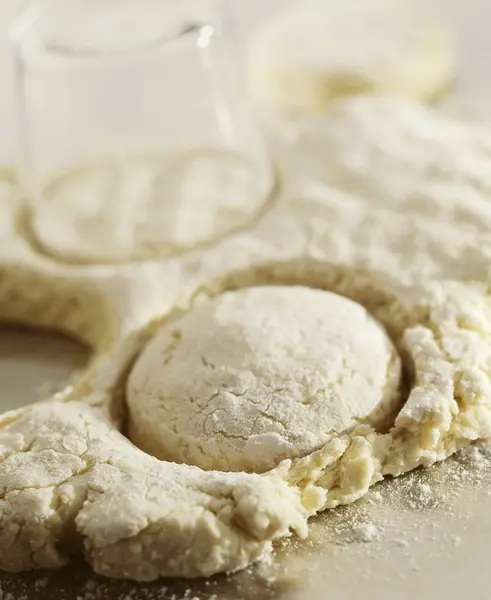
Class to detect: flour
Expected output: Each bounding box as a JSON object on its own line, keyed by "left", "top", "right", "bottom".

{"left": 352, "top": 522, "right": 379, "bottom": 543}
{"left": 459, "top": 445, "right": 488, "bottom": 470}
{"left": 410, "top": 484, "right": 432, "bottom": 509}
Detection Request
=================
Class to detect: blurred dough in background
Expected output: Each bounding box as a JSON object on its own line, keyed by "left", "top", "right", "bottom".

{"left": 247, "top": 0, "right": 455, "bottom": 113}
{"left": 274, "top": 94, "right": 491, "bottom": 233}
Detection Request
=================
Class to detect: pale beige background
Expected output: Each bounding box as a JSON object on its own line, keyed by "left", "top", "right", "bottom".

{"left": 0, "top": 0, "right": 490, "bottom": 163}
{"left": 0, "top": 2, "right": 490, "bottom": 599}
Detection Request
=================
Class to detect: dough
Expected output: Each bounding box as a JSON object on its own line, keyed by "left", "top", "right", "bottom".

{"left": 1, "top": 97, "right": 491, "bottom": 581}
{"left": 248, "top": 0, "right": 454, "bottom": 113}
{"left": 28, "top": 151, "right": 274, "bottom": 264}
{"left": 127, "top": 286, "right": 402, "bottom": 472}
{"left": 0, "top": 400, "right": 307, "bottom": 578}
{"left": 279, "top": 95, "right": 491, "bottom": 234}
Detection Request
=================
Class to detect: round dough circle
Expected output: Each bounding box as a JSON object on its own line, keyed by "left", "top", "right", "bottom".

{"left": 127, "top": 286, "right": 402, "bottom": 473}
{"left": 29, "top": 151, "right": 273, "bottom": 264}
{"left": 248, "top": 0, "right": 454, "bottom": 112}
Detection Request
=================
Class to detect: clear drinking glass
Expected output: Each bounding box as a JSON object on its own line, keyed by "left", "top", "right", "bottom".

{"left": 10, "top": 0, "right": 276, "bottom": 263}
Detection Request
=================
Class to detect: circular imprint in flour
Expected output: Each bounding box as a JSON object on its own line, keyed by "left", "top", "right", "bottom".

{"left": 248, "top": 0, "right": 454, "bottom": 113}
{"left": 127, "top": 286, "right": 402, "bottom": 473}
{"left": 28, "top": 151, "right": 275, "bottom": 264}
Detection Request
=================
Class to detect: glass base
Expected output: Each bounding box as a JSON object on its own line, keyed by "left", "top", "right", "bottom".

{"left": 28, "top": 149, "right": 276, "bottom": 263}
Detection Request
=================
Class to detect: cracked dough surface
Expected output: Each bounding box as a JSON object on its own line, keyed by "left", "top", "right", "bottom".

{"left": 248, "top": 0, "right": 454, "bottom": 112}
{"left": 128, "top": 286, "right": 402, "bottom": 473}
{"left": 2, "top": 97, "right": 491, "bottom": 581}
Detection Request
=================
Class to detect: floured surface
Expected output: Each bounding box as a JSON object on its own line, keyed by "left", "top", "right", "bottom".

{"left": 0, "top": 325, "right": 89, "bottom": 412}
{"left": 289, "top": 444, "right": 491, "bottom": 600}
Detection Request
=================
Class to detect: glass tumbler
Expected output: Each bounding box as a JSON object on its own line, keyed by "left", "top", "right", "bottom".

{"left": 10, "top": 0, "right": 276, "bottom": 264}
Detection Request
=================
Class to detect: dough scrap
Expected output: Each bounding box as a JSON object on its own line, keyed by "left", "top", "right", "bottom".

{"left": 128, "top": 286, "right": 402, "bottom": 472}
{"left": 248, "top": 0, "right": 454, "bottom": 112}
{"left": 0, "top": 401, "right": 306, "bottom": 579}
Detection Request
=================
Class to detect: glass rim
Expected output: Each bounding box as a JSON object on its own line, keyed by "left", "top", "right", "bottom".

{"left": 9, "top": 0, "right": 223, "bottom": 60}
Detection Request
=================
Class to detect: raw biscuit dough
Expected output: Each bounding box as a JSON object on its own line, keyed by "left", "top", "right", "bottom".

{"left": 279, "top": 95, "right": 491, "bottom": 234}
{"left": 248, "top": 0, "right": 454, "bottom": 113}
{"left": 128, "top": 286, "right": 402, "bottom": 472}
{"left": 2, "top": 97, "right": 491, "bottom": 581}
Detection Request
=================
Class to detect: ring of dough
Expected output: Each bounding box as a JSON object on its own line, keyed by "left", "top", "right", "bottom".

{"left": 26, "top": 151, "right": 276, "bottom": 264}
{"left": 1, "top": 105, "right": 491, "bottom": 583}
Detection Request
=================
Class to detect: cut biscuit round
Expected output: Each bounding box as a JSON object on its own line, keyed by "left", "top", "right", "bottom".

{"left": 127, "top": 285, "right": 402, "bottom": 473}
{"left": 248, "top": 0, "right": 454, "bottom": 112}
